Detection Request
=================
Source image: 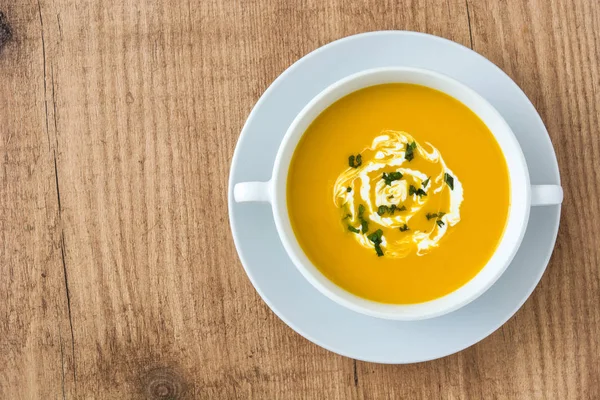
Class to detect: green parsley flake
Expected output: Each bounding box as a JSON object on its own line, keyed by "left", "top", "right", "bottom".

{"left": 349, "top": 154, "right": 363, "bottom": 168}
{"left": 405, "top": 141, "right": 417, "bottom": 161}
{"left": 367, "top": 229, "right": 384, "bottom": 257}
{"left": 360, "top": 219, "right": 369, "bottom": 234}
{"left": 444, "top": 173, "right": 454, "bottom": 190}
{"left": 377, "top": 204, "right": 402, "bottom": 216}
{"left": 426, "top": 212, "right": 438, "bottom": 220}
{"left": 409, "top": 185, "right": 427, "bottom": 197}
{"left": 357, "top": 204, "right": 369, "bottom": 233}
{"left": 426, "top": 212, "right": 447, "bottom": 221}
{"left": 382, "top": 171, "right": 403, "bottom": 186}
{"left": 348, "top": 225, "right": 360, "bottom": 233}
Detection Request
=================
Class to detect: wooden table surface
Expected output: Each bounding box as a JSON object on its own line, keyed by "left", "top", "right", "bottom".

{"left": 1, "top": 0, "right": 599, "bottom": 399}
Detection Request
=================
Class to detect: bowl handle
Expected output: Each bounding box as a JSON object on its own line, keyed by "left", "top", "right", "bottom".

{"left": 234, "top": 181, "right": 273, "bottom": 203}
{"left": 531, "top": 185, "right": 563, "bottom": 206}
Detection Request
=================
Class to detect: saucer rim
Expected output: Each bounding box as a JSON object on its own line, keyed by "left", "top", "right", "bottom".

{"left": 228, "top": 30, "right": 561, "bottom": 363}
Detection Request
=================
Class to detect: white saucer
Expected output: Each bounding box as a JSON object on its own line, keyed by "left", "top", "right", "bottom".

{"left": 228, "top": 31, "right": 561, "bottom": 363}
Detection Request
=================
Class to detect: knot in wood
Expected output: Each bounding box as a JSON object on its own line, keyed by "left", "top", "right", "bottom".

{"left": 142, "top": 367, "right": 186, "bottom": 399}
{"left": 0, "top": 11, "right": 11, "bottom": 50}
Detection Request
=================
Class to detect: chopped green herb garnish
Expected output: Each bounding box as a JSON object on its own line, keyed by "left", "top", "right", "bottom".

{"left": 444, "top": 173, "right": 454, "bottom": 190}
{"left": 436, "top": 220, "right": 445, "bottom": 228}
{"left": 347, "top": 187, "right": 352, "bottom": 192}
{"left": 348, "top": 225, "right": 360, "bottom": 233}
{"left": 399, "top": 224, "right": 409, "bottom": 232}
{"left": 367, "top": 229, "right": 383, "bottom": 242}
{"left": 377, "top": 205, "right": 392, "bottom": 216}
{"left": 342, "top": 213, "right": 352, "bottom": 220}
{"left": 367, "top": 229, "right": 384, "bottom": 257}
{"left": 349, "top": 154, "right": 363, "bottom": 168}
{"left": 426, "top": 212, "right": 446, "bottom": 221}
{"left": 377, "top": 204, "right": 404, "bottom": 216}
{"left": 357, "top": 204, "right": 369, "bottom": 233}
{"left": 360, "top": 219, "right": 369, "bottom": 233}
{"left": 374, "top": 243, "right": 384, "bottom": 257}
{"left": 382, "top": 171, "right": 403, "bottom": 186}
{"left": 426, "top": 212, "right": 438, "bottom": 220}
{"left": 405, "top": 141, "right": 417, "bottom": 161}
{"left": 422, "top": 177, "right": 430, "bottom": 188}
{"left": 388, "top": 195, "right": 394, "bottom": 199}
{"left": 409, "top": 185, "right": 427, "bottom": 197}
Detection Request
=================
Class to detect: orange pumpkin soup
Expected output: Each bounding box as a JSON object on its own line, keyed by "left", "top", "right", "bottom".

{"left": 287, "top": 84, "right": 510, "bottom": 304}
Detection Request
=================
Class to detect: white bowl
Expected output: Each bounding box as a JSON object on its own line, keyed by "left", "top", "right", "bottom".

{"left": 234, "top": 67, "right": 563, "bottom": 320}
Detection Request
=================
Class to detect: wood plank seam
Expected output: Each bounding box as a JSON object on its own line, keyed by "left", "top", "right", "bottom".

{"left": 36, "top": 0, "right": 50, "bottom": 152}
{"left": 36, "top": 0, "right": 76, "bottom": 396}
{"left": 465, "top": 0, "right": 474, "bottom": 49}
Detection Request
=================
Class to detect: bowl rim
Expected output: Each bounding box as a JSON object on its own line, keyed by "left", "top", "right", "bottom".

{"left": 270, "top": 66, "right": 531, "bottom": 320}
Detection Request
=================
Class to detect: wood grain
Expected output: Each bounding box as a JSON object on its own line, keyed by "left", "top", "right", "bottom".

{"left": 0, "top": 0, "right": 598, "bottom": 398}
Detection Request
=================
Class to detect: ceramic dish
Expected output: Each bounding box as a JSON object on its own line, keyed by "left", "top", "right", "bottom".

{"left": 228, "top": 31, "right": 561, "bottom": 363}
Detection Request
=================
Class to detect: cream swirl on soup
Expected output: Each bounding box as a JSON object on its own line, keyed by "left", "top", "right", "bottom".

{"left": 333, "top": 130, "right": 464, "bottom": 258}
